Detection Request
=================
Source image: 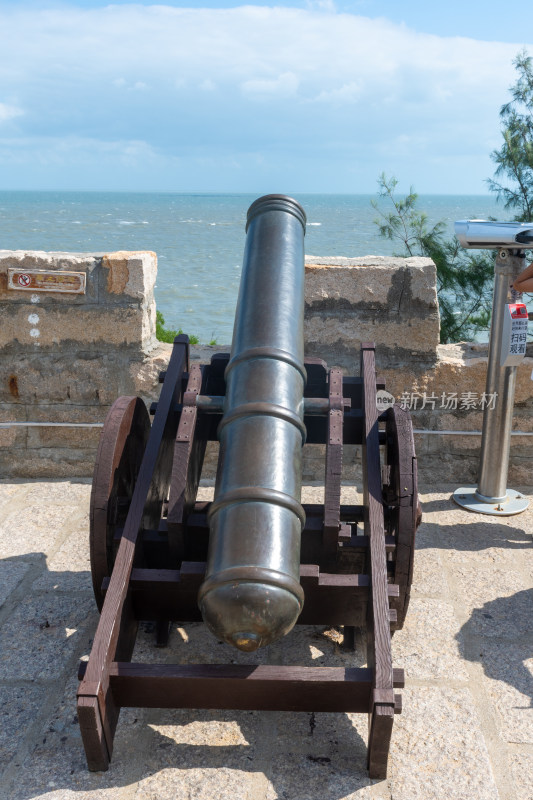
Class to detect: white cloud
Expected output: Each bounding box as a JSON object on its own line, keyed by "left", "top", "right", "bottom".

{"left": 241, "top": 72, "right": 300, "bottom": 98}
{"left": 0, "top": 6, "right": 521, "bottom": 98}
{"left": 306, "top": 0, "right": 338, "bottom": 10}
{"left": 113, "top": 78, "right": 147, "bottom": 91}
{"left": 0, "top": 103, "right": 24, "bottom": 123}
{"left": 0, "top": 135, "right": 160, "bottom": 166}
{"left": 312, "top": 81, "right": 362, "bottom": 104}
{"left": 0, "top": 5, "right": 530, "bottom": 190}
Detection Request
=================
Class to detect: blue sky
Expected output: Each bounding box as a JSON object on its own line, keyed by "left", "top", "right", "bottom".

{"left": 0, "top": 1, "right": 532, "bottom": 193}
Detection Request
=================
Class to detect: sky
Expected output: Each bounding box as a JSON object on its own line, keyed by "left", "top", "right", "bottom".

{"left": 0, "top": 1, "right": 532, "bottom": 193}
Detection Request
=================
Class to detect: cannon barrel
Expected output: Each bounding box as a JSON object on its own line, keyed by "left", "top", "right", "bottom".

{"left": 198, "top": 194, "right": 307, "bottom": 651}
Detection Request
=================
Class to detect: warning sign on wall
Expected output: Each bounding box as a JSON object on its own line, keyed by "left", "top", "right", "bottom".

{"left": 7, "top": 269, "right": 86, "bottom": 294}
{"left": 501, "top": 303, "right": 528, "bottom": 367}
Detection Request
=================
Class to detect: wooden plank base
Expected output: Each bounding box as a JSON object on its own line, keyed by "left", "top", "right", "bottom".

{"left": 109, "top": 663, "right": 404, "bottom": 713}
{"left": 80, "top": 345, "right": 418, "bottom": 780}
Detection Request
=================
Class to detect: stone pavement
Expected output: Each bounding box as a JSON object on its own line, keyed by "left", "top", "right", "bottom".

{"left": 0, "top": 480, "right": 532, "bottom": 800}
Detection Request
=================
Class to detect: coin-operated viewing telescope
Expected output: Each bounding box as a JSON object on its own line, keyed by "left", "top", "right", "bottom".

{"left": 453, "top": 219, "right": 531, "bottom": 517}
{"left": 455, "top": 219, "right": 533, "bottom": 249}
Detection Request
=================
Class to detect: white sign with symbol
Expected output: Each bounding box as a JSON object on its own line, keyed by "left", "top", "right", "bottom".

{"left": 501, "top": 303, "right": 528, "bottom": 367}
{"left": 7, "top": 268, "right": 86, "bottom": 294}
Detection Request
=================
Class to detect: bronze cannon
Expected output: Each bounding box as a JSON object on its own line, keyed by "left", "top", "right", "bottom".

{"left": 200, "top": 195, "right": 307, "bottom": 650}
{"left": 78, "top": 194, "right": 420, "bottom": 779}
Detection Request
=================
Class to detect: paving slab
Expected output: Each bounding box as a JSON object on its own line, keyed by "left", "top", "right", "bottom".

{"left": 389, "top": 687, "right": 501, "bottom": 800}
{"left": 477, "top": 640, "right": 533, "bottom": 744}
{"left": 0, "top": 481, "right": 531, "bottom": 800}
{"left": 0, "top": 500, "right": 83, "bottom": 559}
{"left": 452, "top": 565, "right": 531, "bottom": 635}
{"left": 0, "top": 557, "right": 31, "bottom": 606}
{"left": 0, "top": 684, "right": 44, "bottom": 765}
{"left": 0, "top": 592, "right": 95, "bottom": 681}
{"left": 509, "top": 749, "right": 533, "bottom": 800}
{"left": 391, "top": 597, "right": 469, "bottom": 681}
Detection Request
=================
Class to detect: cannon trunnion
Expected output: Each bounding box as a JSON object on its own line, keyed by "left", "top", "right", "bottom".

{"left": 78, "top": 196, "right": 420, "bottom": 780}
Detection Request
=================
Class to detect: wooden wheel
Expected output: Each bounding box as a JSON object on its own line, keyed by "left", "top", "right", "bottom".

{"left": 89, "top": 396, "right": 150, "bottom": 610}
{"left": 382, "top": 404, "right": 421, "bottom": 629}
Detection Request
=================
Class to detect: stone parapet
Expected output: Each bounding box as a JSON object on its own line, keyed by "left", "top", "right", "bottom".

{"left": 381, "top": 344, "right": 533, "bottom": 486}
{"left": 2, "top": 250, "right": 533, "bottom": 488}
{"left": 0, "top": 250, "right": 161, "bottom": 477}
{"left": 304, "top": 256, "right": 439, "bottom": 372}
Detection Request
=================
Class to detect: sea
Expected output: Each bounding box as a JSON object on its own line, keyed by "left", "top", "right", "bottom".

{"left": 0, "top": 191, "right": 505, "bottom": 344}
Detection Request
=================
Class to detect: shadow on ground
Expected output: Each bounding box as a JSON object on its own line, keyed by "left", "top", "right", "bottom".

{"left": 0, "top": 552, "right": 374, "bottom": 800}
{"left": 418, "top": 494, "right": 533, "bottom": 552}
{"left": 457, "top": 589, "right": 533, "bottom": 711}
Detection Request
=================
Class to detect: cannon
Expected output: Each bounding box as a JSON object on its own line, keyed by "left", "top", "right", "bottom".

{"left": 200, "top": 195, "right": 307, "bottom": 650}
{"left": 78, "top": 194, "right": 420, "bottom": 779}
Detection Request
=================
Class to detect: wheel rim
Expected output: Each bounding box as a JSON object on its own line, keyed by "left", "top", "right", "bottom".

{"left": 383, "top": 404, "right": 420, "bottom": 629}
{"left": 89, "top": 396, "right": 150, "bottom": 610}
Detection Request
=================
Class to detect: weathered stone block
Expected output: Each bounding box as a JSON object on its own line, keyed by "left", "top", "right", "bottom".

{"left": 25, "top": 403, "right": 111, "bottom": 424}
{"left": 26, "top": 425, "right": 101, "bottom": 450}
{"left": 0, "top": 403, "right": 26, "bottom": 422}
{"left": 0, "top": 304, "right": 155, "bottom": 349}
{"left": 305, "top": 256, "right": 437, "bottom": 310}
{"left": 100, "top": 251, "right": 157, "bottom": 302}
{"left": 0, "top": 249, "right": 159, "bottom": 478}
{"left": 304, "top": 256, "right": 439, "bottom": 370}
{"left": 1, "top": 351, "right": 152, "bottom": 405}
{"left": 0, "top": 426, "right": 22, "bottom": 450}
{"left": 0, "top": 249, "right": 157, "bottom": 308}
{"left": 0, "top": 250, "right": 100, "bottom": 305}
{"left": 0, "top": 447, "right": 96, "bottom": 479}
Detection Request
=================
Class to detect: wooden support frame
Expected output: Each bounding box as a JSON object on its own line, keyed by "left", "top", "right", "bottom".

{"left": 323, "top": 368, "right": 345, "bottom": 559}
{"left": 79, "top": 341, "right": 419, "bottom": 779}
{"left": 78, "top": 335, "right": 189, "bottom": 770}
{"left": 360, "top": 343, "right": 396, "bottom": 778}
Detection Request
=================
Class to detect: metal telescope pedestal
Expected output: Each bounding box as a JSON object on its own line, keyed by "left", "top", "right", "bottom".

{"left": 453, "top": 248, "right": 529, "bottom": 516}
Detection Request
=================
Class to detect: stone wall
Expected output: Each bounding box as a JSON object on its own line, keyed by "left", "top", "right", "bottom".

{"left": 1, "top": 250, "right": 532, "bottom": 487}
{"left": 304, "top": 256, "right": 440, "bottom": 371}
{"left": 303, "top": 257, "right": 533, "bottom": 487}
{"left": 0, "top": 250, "right": 168, "bottom": 477}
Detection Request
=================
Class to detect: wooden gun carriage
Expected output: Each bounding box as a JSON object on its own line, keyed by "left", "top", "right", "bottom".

{"left": 77, "top": 195, "right": 420, "bottom": 779}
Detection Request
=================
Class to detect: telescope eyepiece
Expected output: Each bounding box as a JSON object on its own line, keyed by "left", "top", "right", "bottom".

{"left": 455, "top": 219, "right": 533, "bottom": 249}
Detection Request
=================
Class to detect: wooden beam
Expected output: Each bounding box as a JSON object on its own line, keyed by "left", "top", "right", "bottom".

{"left": 360, "top": 343, "right": 396, "bottom": 780}
{"left": 77, "top": 336, "right": 189, "bottom": 771}
{"left": 323, "top": 368, "right": 344, "bottom": 558}
{"left": 108, "top": 663, "right": 404, "bottom": 713}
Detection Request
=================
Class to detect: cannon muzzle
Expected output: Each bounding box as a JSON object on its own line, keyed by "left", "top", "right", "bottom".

{"left": 198, "top": 194, "right": 307, "bottom": 651}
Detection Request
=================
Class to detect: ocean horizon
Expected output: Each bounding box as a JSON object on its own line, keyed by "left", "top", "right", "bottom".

{"left": 0, "top": 191, "right": 507, "bottom": 343}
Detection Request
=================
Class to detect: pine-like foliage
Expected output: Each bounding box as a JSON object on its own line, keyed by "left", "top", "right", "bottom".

{"left": 489, "top": 51, "right": 533, "bottom": 222}
{"left": 372, "top": 174, "right": 493, "bottom": 344}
